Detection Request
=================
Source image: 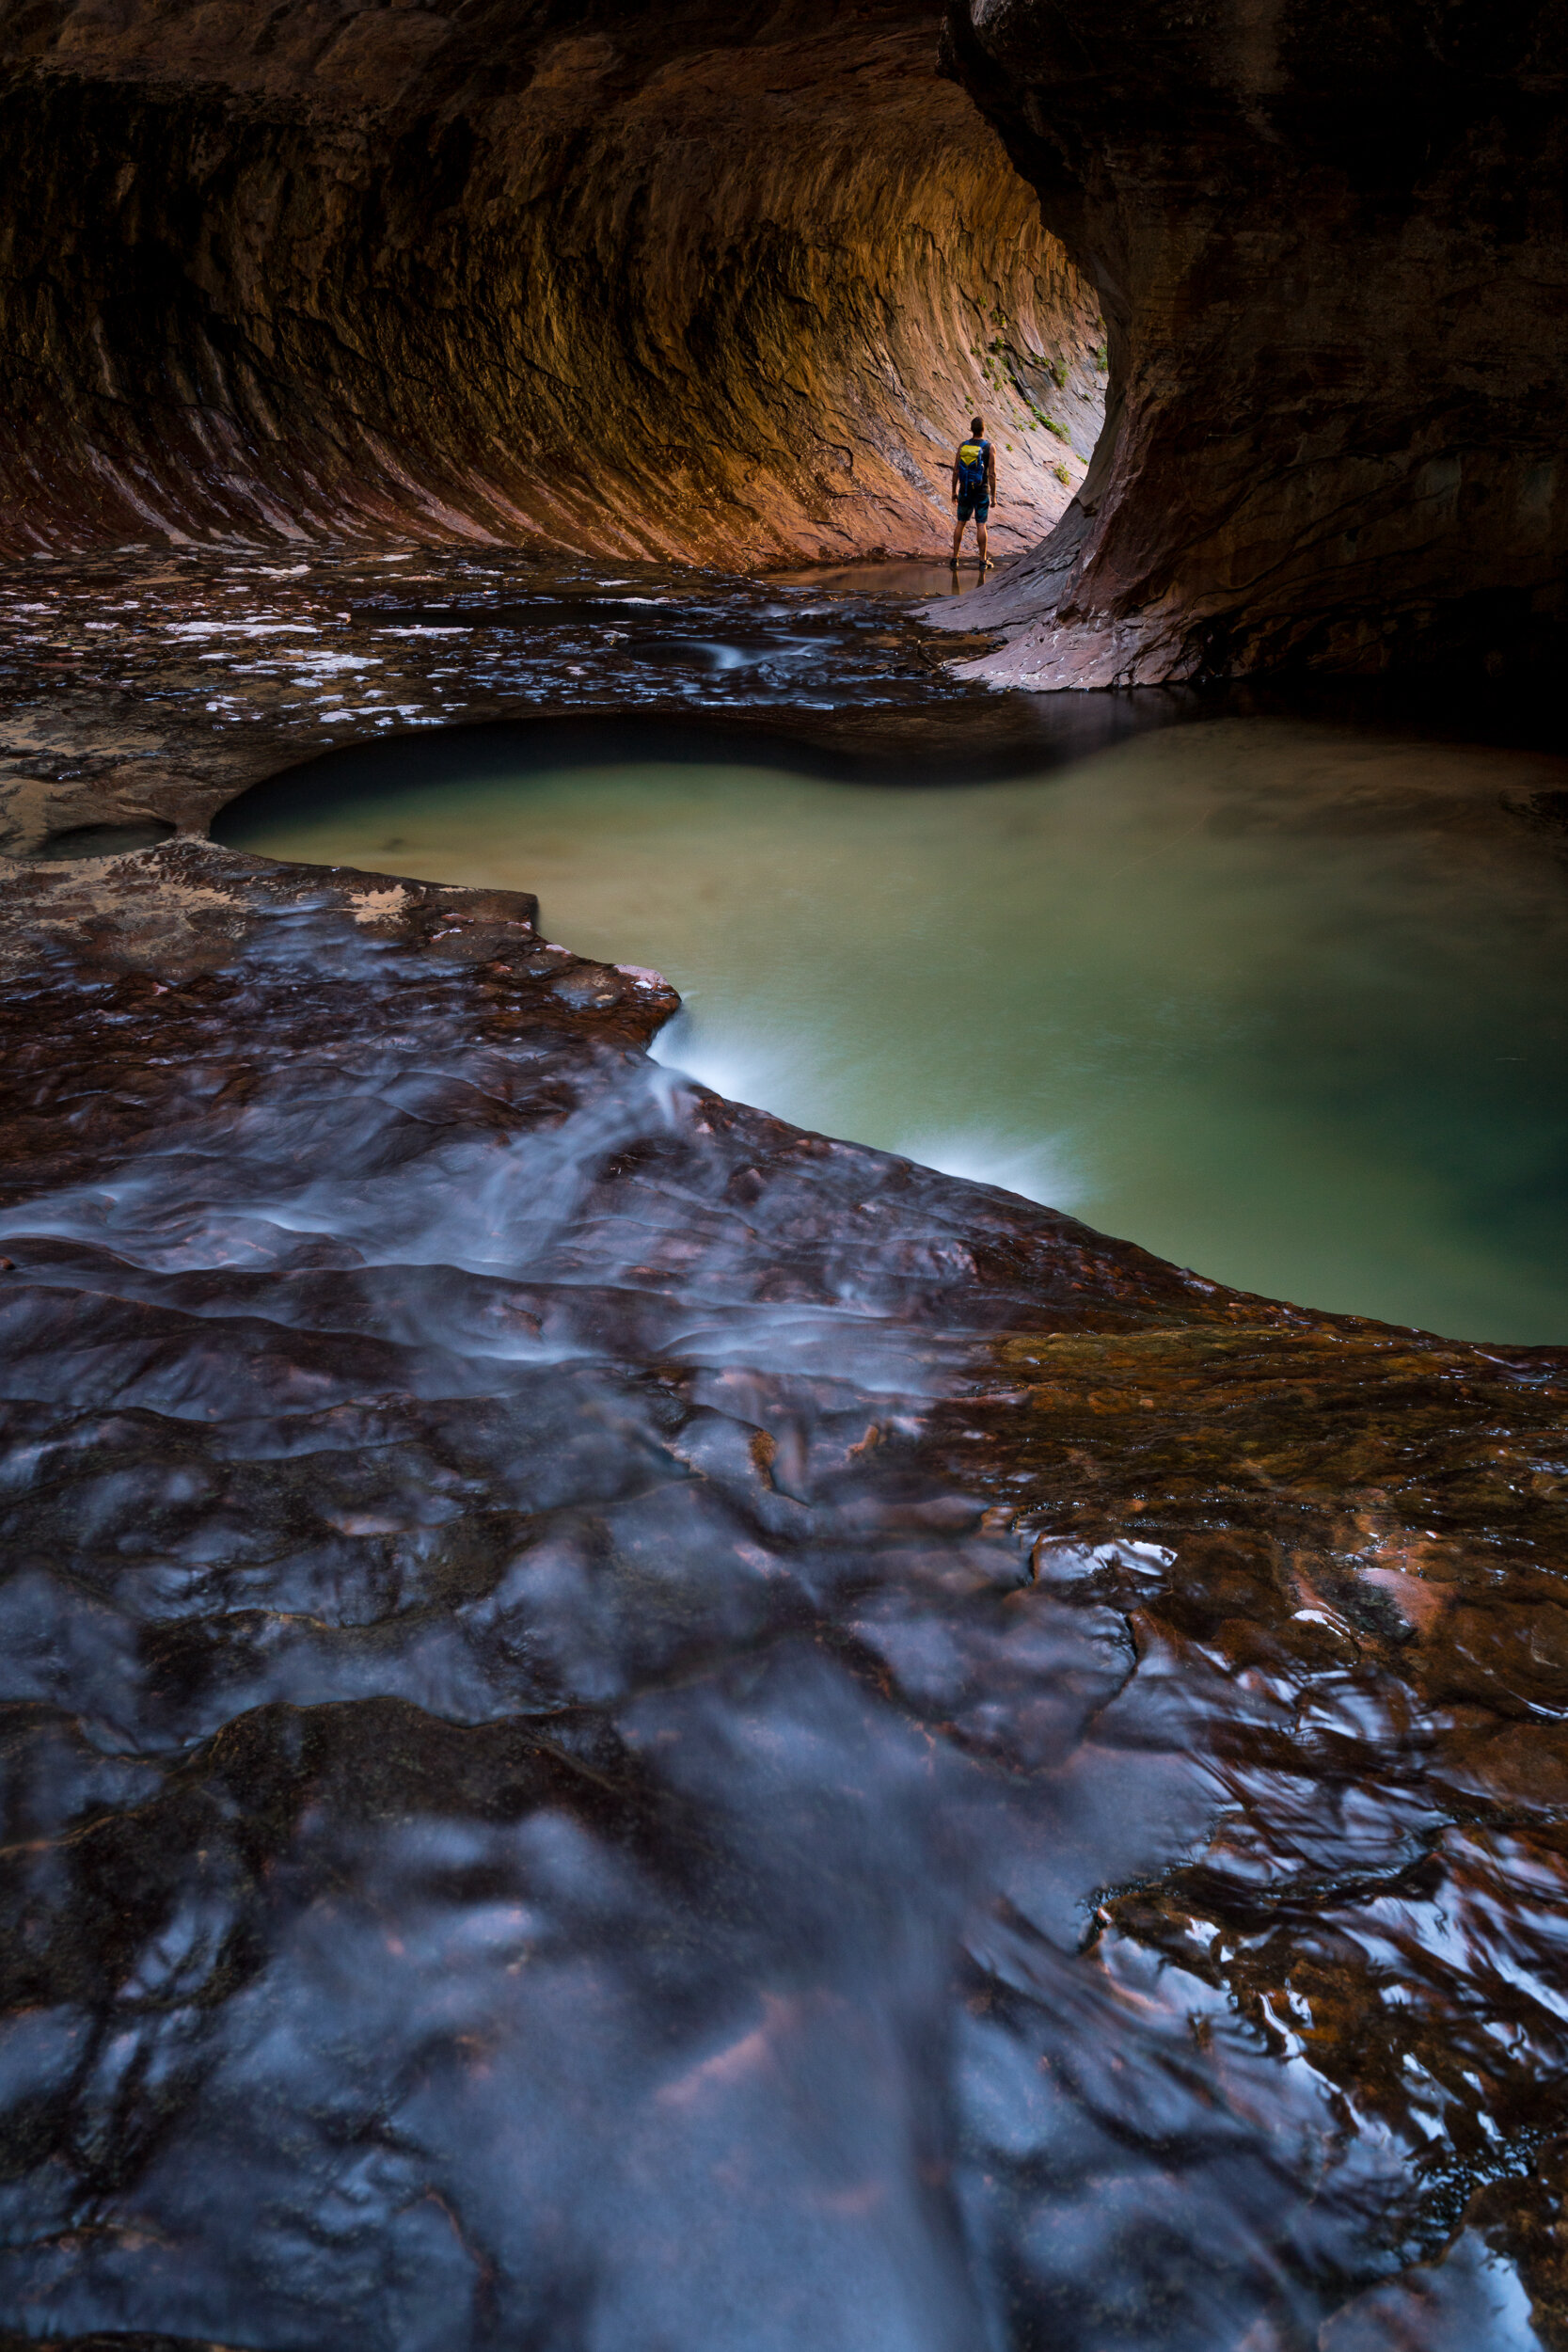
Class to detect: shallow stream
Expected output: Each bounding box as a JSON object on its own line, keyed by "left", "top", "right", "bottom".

{"left": 7, "top": 543, "right": 1567, "bottom": 2349}
{"left": 220, "top": 711, "right": 1568, "bottom": 1343}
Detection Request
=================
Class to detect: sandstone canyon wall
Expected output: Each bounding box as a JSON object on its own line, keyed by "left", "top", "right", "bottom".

{"left": 936, "top": 0, "right": 1568, "bottom": 682}
{"left": 1, "top": 0, "right": 1563, "bottom": 662}
{"left": 0, "top": 0, "right": 1103, "bottom": 562}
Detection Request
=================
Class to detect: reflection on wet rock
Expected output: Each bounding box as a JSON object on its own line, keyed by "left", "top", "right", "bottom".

{"left": 0, "top": 547, "right": 1186, "bottom": 867}
{"left": 0, "top": 854, "right": 1565, "bottom": 2348}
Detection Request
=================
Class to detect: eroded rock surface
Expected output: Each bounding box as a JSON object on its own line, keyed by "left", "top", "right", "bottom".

{"left": 1, "top": 547, "right": 1567, "bottom": 2344}
{"left": 0, "top": 0, "right": 1101, "bottom": 563}
{"left": 0, "top": 824, "right": 1565, "bottom": 2347}
{"left": 4, "top": 0, "right": 1562, "bottom": 684}
{"left": 933, "top": 0, "right": 1568, "bottom": 685}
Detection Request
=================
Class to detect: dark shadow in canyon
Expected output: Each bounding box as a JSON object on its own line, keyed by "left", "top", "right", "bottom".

{"left": 931, "top": 0, "right": 1568, "bottom": 686}
{"left": 209, "top": 698, "right": 1202, "bottom": 826}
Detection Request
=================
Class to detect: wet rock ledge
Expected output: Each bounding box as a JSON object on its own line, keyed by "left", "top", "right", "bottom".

{"left": 1, "top": 554, "right": 1567, "bottom": 2347}
{"left": 0, "top": 546, "right": 1067, "bottom": 858}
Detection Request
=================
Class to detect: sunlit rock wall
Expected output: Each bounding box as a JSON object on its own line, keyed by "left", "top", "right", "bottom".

{"left": 937, "top": 0, "right": 1568, "bottom": 681}
{"left": 0, "top": 0, "right": 1103, "bottom": 562}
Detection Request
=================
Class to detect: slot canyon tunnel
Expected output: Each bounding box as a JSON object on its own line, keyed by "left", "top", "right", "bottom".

{"left": 0, "top": 0, "right": 1562, "bottom": 680}
{"left": 0, "top": 1, "right": 1108, "bottom": 569}
{"left": 2, "top": 6, "right": 1568, "bottom": 2352}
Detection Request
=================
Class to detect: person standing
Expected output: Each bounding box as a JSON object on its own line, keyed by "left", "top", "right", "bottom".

{"left": 950, "top": 416, "right": 996, "bottom": 568}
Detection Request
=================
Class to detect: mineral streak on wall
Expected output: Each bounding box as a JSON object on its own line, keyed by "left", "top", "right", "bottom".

{"left": 0, "top": 0, "right": 1103, "bottom": 562}
{"left": 933, "top": 0, "right": 1568, "bottom": 682}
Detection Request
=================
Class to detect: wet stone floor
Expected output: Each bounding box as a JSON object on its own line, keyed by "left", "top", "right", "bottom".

{"left": 0, "top": 546, "right": 1565, "bottom": 2351}
{"left": 0, "top": 545, "right": 1118, "bottom": 861}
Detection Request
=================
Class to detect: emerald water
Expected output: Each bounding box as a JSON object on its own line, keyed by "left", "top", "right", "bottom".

{"left": 218, "top": 714, "right": 1568, "bottom": 1343}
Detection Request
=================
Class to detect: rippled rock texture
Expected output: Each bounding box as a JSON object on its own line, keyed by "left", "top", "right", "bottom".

{"left": 0, "top": 0, "right": 1102, "bottom": 564}
{"left": 0, "top": 545, "right": 1171, "bottom": 860}
{"left": 1, "top": 836, "right": 1566, "bottom": 2348}
{"left": 936, "top": 0, "right": 1568, "bottom": 685}
{"left": 4, "top": 0, "right": 1563, "bottom": 681}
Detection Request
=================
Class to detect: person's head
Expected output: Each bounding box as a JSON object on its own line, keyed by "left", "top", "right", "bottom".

{"left": 970, "top": 416, "right": 985, "bottom": 436}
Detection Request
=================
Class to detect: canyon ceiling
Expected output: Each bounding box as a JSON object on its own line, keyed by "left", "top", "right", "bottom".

{"left": 0, "top": 0, "right": 1562, "bottom": 680}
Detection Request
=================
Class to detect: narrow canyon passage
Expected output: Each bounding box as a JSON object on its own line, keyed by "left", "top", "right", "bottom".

{"left": 4, "top": 0, "right": 1560, "bottom": 675}
{"left": 0, "top": 0, "right": 1103, "bottom": 562}
{"left": 1, "top": 0, "right": 1567, "bottom": 2345}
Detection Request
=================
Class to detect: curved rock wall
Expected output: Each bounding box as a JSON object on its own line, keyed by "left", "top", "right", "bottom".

{"left": 3, "top": 0, "right": 1564, "bottom": 661}
{"left": 0, "top": 0, "right": 1103, "bottom": 562}
{"left": 934, "top": 0, "right": 1568, "bottom": 681}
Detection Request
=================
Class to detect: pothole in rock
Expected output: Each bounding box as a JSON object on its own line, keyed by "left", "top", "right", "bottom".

{"left": 214, "top": 711, "right": 1568, "bottom": 1343}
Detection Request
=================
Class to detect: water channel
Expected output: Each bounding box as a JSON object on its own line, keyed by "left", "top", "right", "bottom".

{"left": 218, "top": 702, "right": 1568, "bottom": 1343}
{"left": 7, "top": 545, "right": 1566, "bottom": 2350}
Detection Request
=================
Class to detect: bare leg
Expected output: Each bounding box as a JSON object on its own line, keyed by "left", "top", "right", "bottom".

{"left": 976, "top": 517, "right": 990, "bottom": 568}
{"left": 950, "top": 513, "right": 963, "bottom": 564}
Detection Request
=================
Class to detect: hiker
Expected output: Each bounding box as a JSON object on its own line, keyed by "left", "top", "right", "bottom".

{"left": 950, "top": 416, "right": 996, "bottom": 568}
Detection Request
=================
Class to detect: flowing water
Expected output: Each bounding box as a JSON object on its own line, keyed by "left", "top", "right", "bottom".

{"left": 7, "top": 548, "right": 1567, "bottom": 2352}
{"left": 218, "top": 712, "right": 1568, "bottom": 1343}
{"left": 4, "top": 907, "right": 1560, "bottom": 2352}
{"left": 6, "top": 715, "right": 1566, "bottom": 2349}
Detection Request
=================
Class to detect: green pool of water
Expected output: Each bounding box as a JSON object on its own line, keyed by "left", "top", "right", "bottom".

{"left": 219, "top": 715, "right": 1568, "bottom": 1343}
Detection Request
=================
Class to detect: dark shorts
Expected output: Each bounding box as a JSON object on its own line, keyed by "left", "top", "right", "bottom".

{"left": 956, "top": 491, "right": 990, "bottom": 524}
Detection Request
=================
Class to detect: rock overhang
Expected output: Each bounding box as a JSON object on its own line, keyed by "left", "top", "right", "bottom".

{"left": 928, "top": 0, "right": 1568, "bottom": 683}
{"left": 0, "top": 0, "right": 1105, "bottom": 564}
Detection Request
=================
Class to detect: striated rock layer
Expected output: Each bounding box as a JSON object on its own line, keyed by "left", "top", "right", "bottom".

{"left": 932, "top": 0, "right": 1568, "bottom": 684}
{"left": 5, "top": 0, "right": 1564, "bottom": 674}
{"left": 0, "top": 0, "right": 1102, "bottom": 563}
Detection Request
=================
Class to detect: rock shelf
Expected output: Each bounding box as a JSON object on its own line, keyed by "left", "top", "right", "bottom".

{"left": 0, "top": 549, "right": 1565, "bottom": 2346}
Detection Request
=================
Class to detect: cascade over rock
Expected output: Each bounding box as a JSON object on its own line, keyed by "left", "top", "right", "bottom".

{"left": 0, "top": 0, "right": 1567, "bottom": 2335}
